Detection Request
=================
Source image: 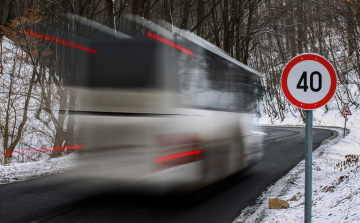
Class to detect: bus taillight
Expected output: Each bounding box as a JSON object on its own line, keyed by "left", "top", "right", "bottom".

{"left": 155, "top": 150, "right": 202, "bottom": 163}
{"left": 154, "top": 133, "right": 203, "bottom": 170}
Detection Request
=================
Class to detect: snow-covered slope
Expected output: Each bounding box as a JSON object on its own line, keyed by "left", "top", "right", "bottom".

{"left": 235, "top": 127, "right": 360, "bottom": 222}
{"left": 235, "top": 102, "right": 360, "bottom": 222}
{"left": 0, "top": 37, "right": 58, "bottom": 164}
{"left": 0, "top": 153, "right": 76, "bottom": 184}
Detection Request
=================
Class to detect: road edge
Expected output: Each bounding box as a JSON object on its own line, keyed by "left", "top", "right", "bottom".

{"left": 233, "top": 127, "right": 343, "bottom": 223}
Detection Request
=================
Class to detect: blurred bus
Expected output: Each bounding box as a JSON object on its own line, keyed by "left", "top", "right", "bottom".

{"left": 72, "top": 15, "right": 264, "bottom": 194}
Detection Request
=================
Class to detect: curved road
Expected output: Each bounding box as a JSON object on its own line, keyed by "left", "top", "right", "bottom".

{"left": 0, "top": 126, "right": 333, "bottom": 223}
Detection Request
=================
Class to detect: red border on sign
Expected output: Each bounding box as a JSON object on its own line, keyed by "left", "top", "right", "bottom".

{"left": 281, "top": 54, "right": 337, "bottom": 110}
{"left": 341, "top": 105, "right": 352, "bottom": 115}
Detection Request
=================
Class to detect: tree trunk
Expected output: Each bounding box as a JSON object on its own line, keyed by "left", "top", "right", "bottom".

{"left": 4, "top": 62, "right": 37, "bottom": 164}
{"left": 0, "top": 0, "right": 16, "bottom": 38}
{"left": 180, "top": 0, "right": 192, "bottom": 29}
{"left": 346, "top": 2, "right": 355, "bottom": 56}
{"left": 105, "top": 0, "right": 115, "bottom": 29}
{"left": 242, "top": 1, "right": 255, "bottom": 65}
{"left": 196, "top": 0, "right": 204, "bottom": 36}
{"left": 51, "top": 89, "right": 67, "bottom": 158}
{"left": 222, "top": 0, "right": 230, "bottom": 53}
{"left": 65, "top": 88, "right": 76, "bottom": 154}
{"left": 163, "top": 0, "right": 172, "bottom": 24}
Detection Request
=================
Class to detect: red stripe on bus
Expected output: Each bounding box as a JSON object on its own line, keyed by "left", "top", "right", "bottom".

{"left": 22, "top": 30, "right": 97, "bottom": 54}
{"left": 146, "top": 31, "right": 194, "bottom": 56}
{"left": 155, "top": 150, "right": 202, "bottom": 163}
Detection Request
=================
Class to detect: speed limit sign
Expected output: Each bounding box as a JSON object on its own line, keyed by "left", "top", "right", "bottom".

{"left": 281, "top": 53, "right": 337, "bottom": 110}
{"left": 281, "top": 53, "right": 337, "bottom": 223}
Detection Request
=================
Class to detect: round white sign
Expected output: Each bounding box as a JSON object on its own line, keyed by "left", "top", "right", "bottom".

{"left": 281, "top": 54, "right": 337, "bottom": 110}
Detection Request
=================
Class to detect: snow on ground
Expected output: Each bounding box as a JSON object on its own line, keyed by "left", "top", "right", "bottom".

{"left": 0, "top": 153, "right": 76, "bottom": 184}
{"left": 235, "top": 105, "right": 360, "bottom": 223}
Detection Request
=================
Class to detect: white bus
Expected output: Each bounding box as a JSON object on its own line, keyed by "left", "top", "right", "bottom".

{"left": 72, "top": 15, "right": 264, "bottom": 194}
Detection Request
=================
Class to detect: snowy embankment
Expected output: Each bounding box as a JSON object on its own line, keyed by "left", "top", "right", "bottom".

{"left": 1, "top": 37, "right": 57, "bottom": 164}
{"left": 0, "top": 154, "right": 76, "bottom": 184}
{"left": 235, "top": 106, "right": 360, "bottom": 222}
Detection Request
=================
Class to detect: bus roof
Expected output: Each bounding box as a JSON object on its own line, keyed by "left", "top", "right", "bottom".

{"left": 121, "top": 14, "right": 260, "bottom": 77}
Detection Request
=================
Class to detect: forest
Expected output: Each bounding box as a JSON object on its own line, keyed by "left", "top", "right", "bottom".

{"left": 0, "top": 0, "right": 359, "bottom": 164}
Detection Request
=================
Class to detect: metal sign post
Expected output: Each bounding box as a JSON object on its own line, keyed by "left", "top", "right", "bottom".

{"left": 343, "top": 116, "right": 347, "bottom": 138}
{"left": 281, "top": 53, "right": 337, "bottom": 223}
{"left": 305, "top": 110, "right": 313, "bottom": 223}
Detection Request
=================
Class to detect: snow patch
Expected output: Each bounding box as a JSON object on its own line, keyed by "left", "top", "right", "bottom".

{"left": 0, "top": 154, "right": 76, "bottom": 184}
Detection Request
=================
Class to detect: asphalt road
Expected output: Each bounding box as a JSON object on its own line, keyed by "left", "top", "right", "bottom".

{"left": 0, "top": 126, "right": 333, "bottom": 223}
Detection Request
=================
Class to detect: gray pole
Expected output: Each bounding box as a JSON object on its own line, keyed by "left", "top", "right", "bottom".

{"left": 305, "top": 110, "right": 313, "bottom": 223}
{"left": 343, "top": 116, "right": 347, "bottom": 138}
